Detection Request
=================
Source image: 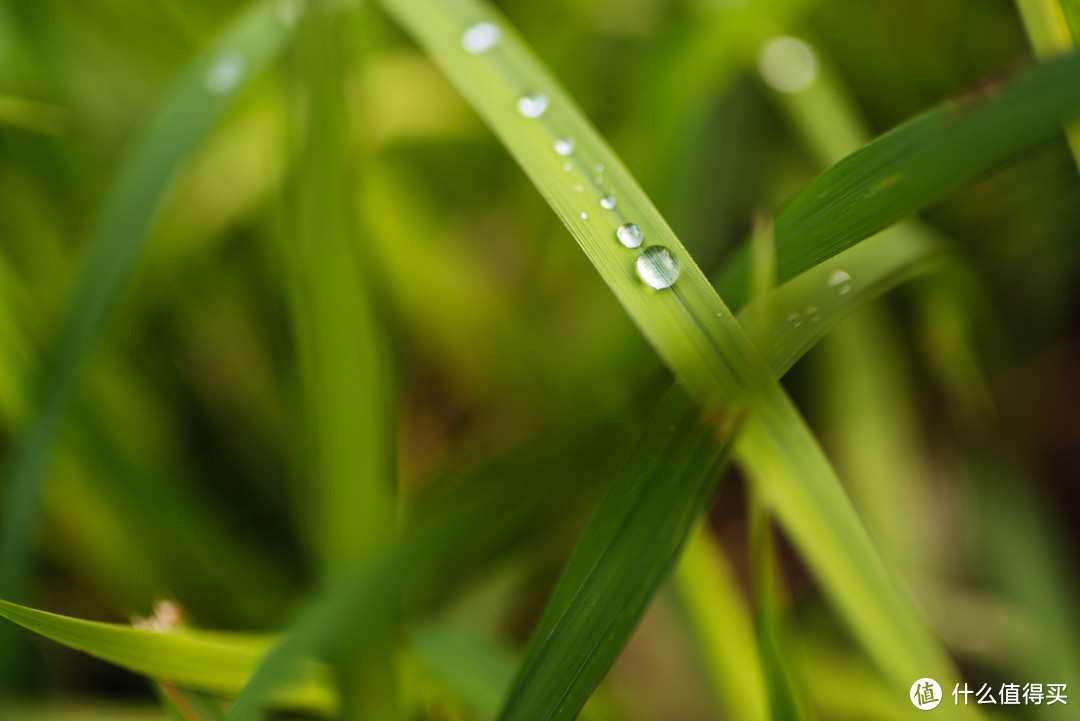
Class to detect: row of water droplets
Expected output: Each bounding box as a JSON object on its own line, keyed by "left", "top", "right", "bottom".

{"left": 463, "top": 21, "right": 680, "bottom": 290}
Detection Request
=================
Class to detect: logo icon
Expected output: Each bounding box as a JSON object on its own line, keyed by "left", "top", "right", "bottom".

{"left": 911, "top": 678, "right": 942, "bottom": 710}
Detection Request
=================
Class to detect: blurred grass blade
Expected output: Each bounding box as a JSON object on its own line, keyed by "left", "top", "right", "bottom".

{"left": 718, "top": 51, "right": 1080, "bottom": 307}
{"left": 226, "top": 463, "right": 567, "bottom": 721}
{"left": 673, "top": 525, "right": 768, "bottom": 721}
{"left": 1015, "top": 0, "right": 1080, "bottom": 168}
{"left": 373, "top": 1, "right": 979, "bottom": 719}
{"left": 283, "top": 0, "right": 395, "bottom": 583}
{"left": 0, "top": 599, "right": 333, "bottom": 712}
{"left": 0, "top": 0, "right": 302, "bottom": 608}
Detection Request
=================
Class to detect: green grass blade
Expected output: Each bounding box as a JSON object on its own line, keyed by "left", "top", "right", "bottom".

{"left": 283, "top": 1, "right": 395, "bottom": 582}
{"left": 0, "top": 599, "right": 334, "bottom": 713}
{"left": 0, "top": 0, "right": 301, "bottom": 609}
{"left": 373, "top": 1, "right": 983, "bottom": 718}
{"left": 499, "top": 389, "right": 731, "bottom": 721}
{"left": 718, "top": 51, "right": 1080, "bottom": 307}
{"left": 1015, "top": 0, "right": 1080, "bottom": 169}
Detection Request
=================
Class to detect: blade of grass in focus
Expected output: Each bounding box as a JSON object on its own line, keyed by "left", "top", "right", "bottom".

{"left": 0, "top": 0, "right": 304, "bottom": 630}
{"left": 374, "top": 4, "right": 983, "bottom": 720}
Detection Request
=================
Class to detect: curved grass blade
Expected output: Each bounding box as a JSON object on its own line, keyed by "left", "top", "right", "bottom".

{"left": 0, "top": 0, "right": 304, "bottom": 611}
{"left": 0, "top": 599, "right": 334, "bottom": 713}
{"left": 372, "top": 1, "right": 987, "bottom": 719}
{"left": 718, "top": 51, "right": 1080, "bottom": 307}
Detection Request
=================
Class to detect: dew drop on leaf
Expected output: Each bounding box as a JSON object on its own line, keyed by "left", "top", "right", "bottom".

{"left": 554, "top": 138, "right": 575, "bottom": 155}
{"left": 616, "top": 223, "right": 644, "bottom": 248}
{"left": 517, "top": 92, "right": 549, "bottom": 118}
{"left": 462, "top": 23, "right": 501, "bottom": 54}
{"left": 636, "top": 246, "right": 680, "bottom": 289}
{"left": 205, "top": 50, "right": 246, "bottom": 96}
{"left": 827, "top": 269, "right": 852, "bottom": 294}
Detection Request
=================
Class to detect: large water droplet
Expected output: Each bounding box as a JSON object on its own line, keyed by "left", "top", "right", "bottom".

{"left": 205, "top": 50, "right": 246, "bottom": 96}
{"left": 554, "top": 138, "right": 575, "bottom": 156}
{"left": 276, "top": 0, "right": 306, "bottom": 27}
{"left": 517, "top": 92, "right": 549, "bottom": 118}
{"left": 827, "top": 269, "right": 852, "bottom": 294}
{"left": 600, "top": 193, "right": 616, "bottom": 210}
{"left": 616, "top": 223, "right": 644, "bottom": 248}
{"left": 758, "top": 36, "right": 818, "bottom": 94}
{"left": 463, "top": 23, "right": 501, "bottom": 54}
{"left": 636, "top": 246, "right": 680, "bottom": 290}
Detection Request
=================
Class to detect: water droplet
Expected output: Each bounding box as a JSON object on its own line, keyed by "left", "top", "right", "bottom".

{"left": 594, "top": 176, "right": 604, "bottom": 186}
{"left": 573, "top": 184, "right": 584, "bottom": 193}
{"left": 758, "top": 36, "right": 819, "bottom": 94}
{"left": 580, "top": 212, "right": 589, "bottom": 220}
{"left": 463, "top": 22, "right": 501, "bottom": 54}
{"left": 276, "top": 0, "right": 306, "bottom": 27}
{"left": 563, "top": 162, "right": 573, "bottom": 171}
{"left": 805, "top": 304, "right": 822, "bottom": 322}
{"left": 595, "top": 163, "right": 605, "bottom": 172}
{"left": 600, "top": 193, "right": 616, "bottom": 210}
{"left": 205, "top": 49, "right": 246, "bottom": 96}
{"left": 827, "top": 269, "right": 852, "bottom": 294}
{"left": 616, "top": 223, "right": 644, "bottom": 248}
{"left": 787, "top": 312, "right": 802, "bottom": 328}
{"left": 517, "top": 92, "right": 549, "bottom": 118}
{"left": 636, "top": 246, "right": 680, "bottom": 290}
{"left": 554, "top": 138, "right": 575, "bottom": 156}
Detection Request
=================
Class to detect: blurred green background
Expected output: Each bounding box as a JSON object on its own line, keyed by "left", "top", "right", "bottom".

{"left": 1, "top": 0, "right": 1079, "bottom": 718}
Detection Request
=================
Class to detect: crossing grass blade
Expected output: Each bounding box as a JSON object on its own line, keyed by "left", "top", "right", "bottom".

{"left": 367, "top": 1, "right": 1054, "bottom": 718}
{"left": 0, "top": 0, "right": 302, "bottom": 613}
{"left": 0, "top": 224, "right": 939, "bottom": 719}
{"left": 717, "top": 50, "right": 1080, "bottom": 307}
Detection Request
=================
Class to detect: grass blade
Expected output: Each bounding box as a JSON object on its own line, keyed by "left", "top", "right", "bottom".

{"left": 718, "top": 51, "right": 1080, "bottom": 307}
{"left": 373, "top": 1, "right": 990, "bottom": 718}
{"left": 0, "top": 599, "right": 333, "bottom": 712}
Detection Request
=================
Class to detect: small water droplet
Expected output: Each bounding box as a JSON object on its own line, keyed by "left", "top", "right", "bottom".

{"left": 554, "top": 138, "right": 575, "bottom": 156}
{"left": 595, "top": 163, "right": 605, "bottom": 172}
{"left": 787, "top": 312, "right": 802, "bottom": 328}
{"left": 600, "top": 193, "right": 616, "bottom": 210}
{"left": 463, "top": 22, "right": 501, "bottom": 54}
{"left": 594, "top": 176, "right": 603, "bottom": 186}
{"left": 758, "top": 36, "right": 819, "bottom": 94}
{"left": 276, "top": 0, "right": 306, "bottom": 27}
{"left": 827, "top": 269, "right": 852, "bottom": 294}
{"left": 563, "top": 162, "right": 573, "bottom": 171}
{"left": 517, "top": 92, "right": 549, "bottom": 118}
{"left": 573, "top": 184, "right": 584, "bottom": 193}
{"left": 580, "top": 212, "right": 589, "bottom": 220}
{"left": 636, "top": 246, "right": 680, "bottom": 290}
{"left": 805, "top": 304, "right": 822, "bottom": 322}
{"left": 205, "top": 49, "right": 246, "bottom": 96}
{"left": 616, "top": 223, "right": 644, "bottom": 248}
